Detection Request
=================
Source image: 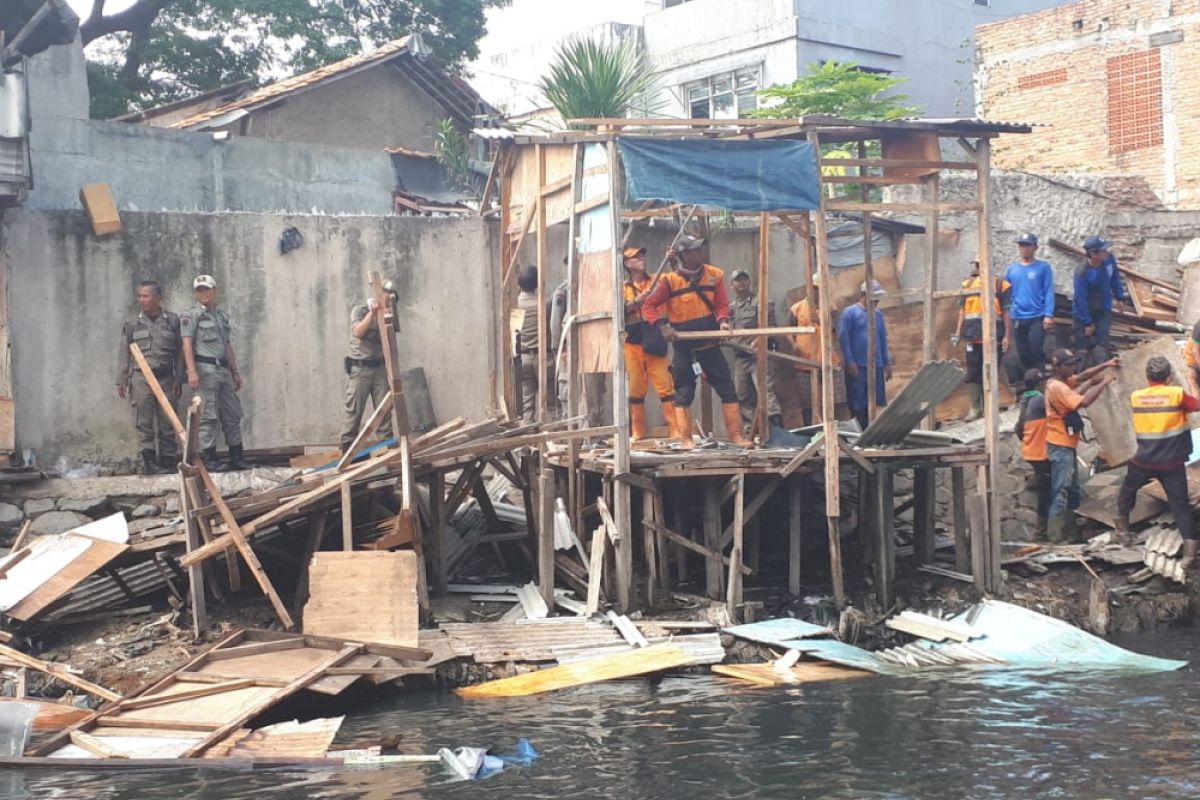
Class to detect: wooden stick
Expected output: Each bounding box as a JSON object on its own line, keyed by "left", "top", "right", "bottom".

{"left": 648, "top": 522, "right": 753, "bottom": 576}
{"left": 334, "top": 393, "right": 394, "bottom": 471}
{"left": 10, "top": 520, "right": 32, "bottom": 551}
{"left": 585, "top": 525, "right": 606, "bottom": 615}
{"left": 780, "top": 436, "right": 823, "bottom": 477}
{"left": 0, "top": 547, "right": 31, "bottom": 578}
{"left": 0, "top": 644, "right": 119, "bottom": 702}
{"left": 70, "top": 730, "right": 129, "bottom": 759}
{"left": 672, "top": 326, "right": 814, "bottom": 341}
{"left": 117, "top": 679, "right": 254, "bottom": 712}
{"left": 726, "top": 475, "right": 745, "bottom": 621}
{"left": 755, "top": 212, "right": 771, "bottom": 443}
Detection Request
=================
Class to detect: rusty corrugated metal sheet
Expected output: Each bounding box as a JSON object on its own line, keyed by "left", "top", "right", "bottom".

{"left": 437, "top": 619, "right": 625, "bottom": 663}
{"left": 854, "top": 361, "right": 965, "bottom": 448}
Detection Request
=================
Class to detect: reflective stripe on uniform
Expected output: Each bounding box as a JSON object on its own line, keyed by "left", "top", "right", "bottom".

{"left": 1132, "top": 385, "right": 1191, "bottom": 464}
{"left": 660, "top": 265, "right": 724, "bottom": 325}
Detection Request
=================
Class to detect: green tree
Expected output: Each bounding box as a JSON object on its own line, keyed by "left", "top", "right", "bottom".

{"left": 539, "top": 35, "right": 660, "bottom": 124}
{"left": 750, "top": 60, "right": 922, "bottom": 120}
{"left": 78, "top": 0, "right": 510, "bottom": 119}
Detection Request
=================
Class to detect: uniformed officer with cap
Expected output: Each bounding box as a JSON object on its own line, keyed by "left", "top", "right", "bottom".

{"left": 117, "top": 280, "right": 182, "bottom": 474}
{"left": 728, "top": 268, "right": 782, "bottom": 430}
{"left": 181, "top": 274, "right": 248, "bottom": 471}
{"left": 340, "top": 293, "right": 392, "bottom": 453}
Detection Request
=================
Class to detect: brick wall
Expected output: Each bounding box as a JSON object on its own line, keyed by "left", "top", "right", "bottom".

{"left": 976, "top": 0, "right": 1200, "bottom": 208}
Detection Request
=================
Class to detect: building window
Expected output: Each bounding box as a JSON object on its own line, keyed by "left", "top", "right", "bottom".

{"left": 1107, "top": 50, "right": 1163, "bottom": 155}
{"left": 1017, "top": 68, "right": 1068, "bottom": 91}
{"left": 685, "top": 67, "right": 760, "bottom": 118}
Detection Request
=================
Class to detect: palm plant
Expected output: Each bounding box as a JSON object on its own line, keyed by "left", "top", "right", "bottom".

{"left": 539, "top": 35, "right": 661, "bottom": 123}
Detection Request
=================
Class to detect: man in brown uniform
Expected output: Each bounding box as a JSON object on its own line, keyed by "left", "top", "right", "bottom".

{"left": 117, "top": 281, "right": 182, "bottom": 474}
{"left": 340, "top": 295, "right": 392, "bottom": 454}
{"left": 729, "top": 269, "right": 782, "bottom": 430}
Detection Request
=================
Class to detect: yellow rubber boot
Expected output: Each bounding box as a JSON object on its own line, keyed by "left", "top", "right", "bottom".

{"left": 630, "top": 403, "right": 647, "bottom": 442}
{"left": 722, "top": 402, "right": 754, "bottom": 447}
{"left": 675, "top": 405, "right": 696, "bottom": 450}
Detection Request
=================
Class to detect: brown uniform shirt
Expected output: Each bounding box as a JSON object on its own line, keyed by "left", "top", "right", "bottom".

{"left": 118, "top": 310, "right": 182, "bottom": 384}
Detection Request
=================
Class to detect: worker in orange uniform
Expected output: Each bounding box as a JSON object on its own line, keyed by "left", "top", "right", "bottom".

{"left": 1013, "top": 368, "right": 1050, "bottom": 536}
{"left": 789, "top": 271, "right": 837, "bottom": 425}
{"left": 621, "top": 245, "right": 678, "bottom": 443}
{"left": 954, "top": 260, "right": 1012, "bottom": 421}
{"left": 642, "top": 236, "right": 751, "bottom": 449}
{"left": 1044, "top": 348, "right": 1117, "bottom": 543}
{"left": 1116, "top": 357, "right": 1199, "bottom": 564}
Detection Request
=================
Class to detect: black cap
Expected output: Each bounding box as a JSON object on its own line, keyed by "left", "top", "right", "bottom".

{"left": 675, "top": 236, "right": 705, "bottom": 253}
{"left": 1016, "top": 232, "right": 1038, "bottom": 246}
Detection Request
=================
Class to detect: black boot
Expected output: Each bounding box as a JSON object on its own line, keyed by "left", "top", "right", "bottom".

{"left": 227, "top": 444, "right": 249, "bottom": 471}
{"left": 158, "top": 454, "right": 177, "bottom": 474}
{"left": 141, "top": 450, "right": 161, "bottom": 475}
{"left": 203, "top": 446, "right": 226, "bottom": 472}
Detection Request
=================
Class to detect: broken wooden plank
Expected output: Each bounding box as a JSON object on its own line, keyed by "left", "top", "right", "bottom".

{"left": 885, "top": 610, "right": 979, "bottom": 643}
{"left": 0, "top": 644, "right": 119, "bottom": 702}
{"left": 456, "top": 643, "right": 690, "bottom": 698}
{"left": 302, "top": 552, "right": 419, "bottom": 648}
{"left": 648, "top": 522, "right": 753, "bottom": 575}
{"left": 585, "top": 526, "right": 606, "bottom": 615}
{"left": 117, "top": 680, "right": 256, "bottom": 712}
{"left": 69, "top": 730, "right": 129, "bottom": 759}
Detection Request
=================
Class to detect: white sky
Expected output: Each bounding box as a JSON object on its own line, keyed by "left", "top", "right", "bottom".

{"left": 65, "top": 0, "right": 136, "bottom": 17}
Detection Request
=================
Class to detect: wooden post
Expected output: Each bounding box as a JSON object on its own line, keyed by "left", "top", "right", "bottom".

{"left": 726, "top": 474, "right": 745, "bottom": 621}
{"left": 652, "top": 484, "right": 671, "bottom": 597}
{"left": 799, "top": 211, "right": 821, "bottom": 422}
{"left": 756, "top": 213, "right": 771, "bottom": 442}
{"left": 921, "top": 172, "right": 940, "bottom": 429}
{"left": 671, "top": 485, "right": 688, "bottom": 583}
{"left": 643, "top": 487, "right": 658, "bottom": 609}
{"left": 969, "top": 490, "right": 987, "bottom": 590}
{"left": 702, "top": 479, "right": 722, "bottom": 600}
{"left": 874, "top": 467, "right": 895, "bottom": 609}
{"left": 535, "top": 143, "right": 550, "bottom": 424}
{"left": 368, "top": 271, "right": 409, "bottom": 439}
{"left": 565, "top": 143, "right": 584, "bottom": 420}
{"left": 498, "top": 145, "right": 516, "bottom": 417}
{"left": 537, "top": 464, "right": 555, "bottom": 607}
{"left": 608, "top": 140, "right": 634, "bottom": 611}
{"left": 951, "top": 467, "right": 969, "bottom": 574}
{"left": 180, "top": 397, "right": 206, "bottom": 638}
{"left": 808, "top": 131, "right": 845, "bottom": 610}
{"left": 913, "top": 467, "right": 935, "bottom": 566}
{"left": 789, "top": 477, "right": 802, "bottom": 595}
{"left": 975, "top": 137, "right": 1003, "bottom": 593}
{"left": 429, "top": 471, "right": 446, "bottom": 597}
{"left": 859, "top": 141, "right": 877, "bottom": 425}
{"left": 339, "top": 482, "right": 353, "bottom": 551}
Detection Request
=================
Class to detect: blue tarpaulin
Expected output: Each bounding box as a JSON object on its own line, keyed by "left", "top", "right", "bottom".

{"left": 617, "top": 138, "right": 820, "bottom": 212}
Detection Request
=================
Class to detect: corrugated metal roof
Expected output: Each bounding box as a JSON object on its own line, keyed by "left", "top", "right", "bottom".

{"left": 854, "top": 361, "right": 966, "bottom": 448}
{"left": 171, "top": 36, "right": 496, "bottom": 131}
{"left": 437, "top": 619, "right": 625, "bottom": 663}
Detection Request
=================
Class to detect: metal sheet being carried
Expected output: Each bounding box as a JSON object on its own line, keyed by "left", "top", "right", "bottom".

{"left": 855, "top": 361, "right": 965, "bottom": 448}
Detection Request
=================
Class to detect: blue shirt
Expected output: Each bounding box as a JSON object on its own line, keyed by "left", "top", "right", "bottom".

{"left": 1072, "top": 254, "right": 1127, "bottom": 325}
{"left": 838, "top": 302, "right": 890, "bottom": 367}
{"left": 1004, "top": 259, "right": 1056, "bottom": 320}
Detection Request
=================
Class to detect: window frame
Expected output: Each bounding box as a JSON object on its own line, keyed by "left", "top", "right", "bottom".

{"left": 683, "top": 66, "right": 762, "bottom": 119}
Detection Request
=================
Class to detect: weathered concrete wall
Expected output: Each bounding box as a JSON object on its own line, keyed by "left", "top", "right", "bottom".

{"left": 2, "top": 210, "right": 497, "bottom": 467}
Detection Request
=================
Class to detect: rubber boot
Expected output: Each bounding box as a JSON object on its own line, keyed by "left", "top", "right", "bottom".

{"left": 203, "top": 446, "right": 226, "bottom": 472}
{"left": 141, "top": 450, "right": 161, "bottom": 476}
{"left": 674, "top": 405, "right": 696, "bottom": 450}
{"left": 1063, "top": 513, "right": 1080, "bottom": 544}
{"left": 630, "top": 403, "right": 648, "bottom": 442}
{"left": 966, "top": 383, "right": 983, "bottom": 421}
{"left": 158, "top": 454, "right": 176, "bottom": 474}
{"left": 1113, "top": 514, "right": 1132, "bottom": 546}
{"left": 662, "top": 402, "right": 679, "bottom": 441}
{"left": 227, "top": 444, "right": 249, "bottom": 471}
{"left": 1045, "top": 515, "right": 1066, "bottom": 544}
{"left": 722, "top": 402, "right": 753, "bottom": 447}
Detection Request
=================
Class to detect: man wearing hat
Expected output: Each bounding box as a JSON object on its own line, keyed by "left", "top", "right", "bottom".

{"left": 1116, "top": 356, "right": 1199, "bottom": 565}
{"left": 116, "top": 281, "right": 182, "bottom": 474}
{"left": 339, "top": 287, "right": 393, "bottom": 454}
{"left": 1072, "top": 235, "right": 1129, "bottom": 364}
{"left": 789, "top": 272, "right": 835, "bottom": 424}
{"left": 181, "top": 275, "right": 248, "bottom": 471}
{"left": 642, "top": 236, "right": 751, "bottom": 447}
{"left": 838, "top": 280, "right": 892, "bottom": 429}
{"left": 1043, "top": 348, "right": 1115, "bottom": 542}
{"left": 1003, "top": 233, "right": 1056, "bottom": 372}
{"left": 621, "top": 245, "right": 678, "bottom": 442}
{"left": 729, "top": 268, "right": 782, "bottom": 430}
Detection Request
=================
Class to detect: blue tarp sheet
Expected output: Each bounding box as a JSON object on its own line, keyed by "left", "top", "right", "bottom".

{"left": 617, "top": 138, "right": 821, "bottom": 212}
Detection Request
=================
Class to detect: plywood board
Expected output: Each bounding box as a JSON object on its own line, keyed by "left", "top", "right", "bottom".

{"left": 196, "top": 647, "right": 334, "bottom": 682}
{"left": 107, "top": 685, "right": 278, "bottom": 726}
{"left": 4, "top": 535, "right": 129, "bottom": 622}
{"left": 303, "top": 552, "right": 418, "bottom": 648}
{"left": 881, "top": 297, "right": 1014, "bottom": 420}
{"left": 456, "top": 643, "right": 690, "bottom": 698}
{"left": 48, "top": 735, "right": 200, "bottom": 760}
{"left": 578, "top": 249, "right": 615, "bottom": 374}
{"left": 1085, "top": 337, "right": 1195, "bottom": 466}
{"left": 307, "top": 654, "right": 382, "bottom": 696}
{"left": 0, "top": 398, "right": 13, "bottom": 452}
{"left": 712, "top": 662, "right": 869, "bottom": 686}
{"left": 205, "top": 716, "right": 344, "bottom": 759}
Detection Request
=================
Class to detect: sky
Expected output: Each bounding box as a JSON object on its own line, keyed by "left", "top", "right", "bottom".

{"left": 65, "top": 0, "right": 136, "bottom": 18}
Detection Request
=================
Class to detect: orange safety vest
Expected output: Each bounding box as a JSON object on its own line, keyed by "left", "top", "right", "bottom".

{"left": 1132, "top": 384, "right": 1192, "bottom": 465}
{"left": 659, "top": 265, "right": 724, "bottom": 328}
{"left": 623, "top": 274, "right": 651, "bottom": 326}
{"left": 961, "top": 275, "right": 1010, "bottom": 343}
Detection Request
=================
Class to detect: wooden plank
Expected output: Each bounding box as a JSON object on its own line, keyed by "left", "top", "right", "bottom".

{"left": 672, "top": 326, "right": 814, "bottom": 341}
{"left": 819, "top": 158, "right": 977, "bottom": 170}
{"left": 302, "top": 552, "right": 419, "bottom": 647}
{"left": 0, "top": 644, "right": 119, "bottom": 702}
{"left": 951, "top": 467, "right": 969, "bottom": 575}
{"left": 96, "top": 717, "right": 222, "bottom": 731}
{"left": 756, "top": 212, "right": 771, "bottom": 442}
{"left": 720, "top": 476, "right": 782, "bottom": 547}
{"left": 873, "top": 468, "right": 895, "bottom": 610}
{"left": 976, "top": 138, "right": 1003, "bottom": 595}
{"left": 340, "top": 482, "right": 353, "bottom": 552}
{"left": 456, "top": 643, "right": 690, "bottom": 698}
{"left": 333, "top": 393, "right": 393, "bottom": 471}
{"left": 10, "top": 519, "right": 31, "bottom": 551}
{"left": 369, "top": 271, "right": 409, "bottom": 438}
{"left": 5, "top": 533, "right": 129, "bottom": 623}
{"left": 206, "top": 640, "right": 305, "bottom": 661}
{"left": 726, "top": 475, "right": 745, "bottom": 622}
{"left": 780, "top": 437, "right": 823, "bottom": 477}
{"left": 921, "top": 173, "right": 939, "bottom": 429}
{"left": 118, "top": 680, "right": 255, "bottom": 712}
{"left": 712, "top": 662, "right": 870, "bottom": 686}
{"left": 70, "top": 730, "right": 129, "bottom": 759}
{"left": 824, "top": 201, "right": 981, "bottom": 213}
{"left": 181, "top": 645, "right": 361, "bottom": 757}
{"left": 702, "top": 480, "right": 722, "bottom": 600}
{"left": 585, "top": 525, "right": 606, "bottom": 615}
{"left": 649, "top": 522, "right": 752, "bottom": 575}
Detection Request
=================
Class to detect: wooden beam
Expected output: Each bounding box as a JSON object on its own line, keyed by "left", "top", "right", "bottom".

{"left": 975, "top": 137, "right": 1003, "bottom": 595}
{"left": 429, "top": 471, "right": 447, "bottom": 597}
{"left": 206, "top": 639, "right": 305, "bottom": 660}
{"left": 824, "top": 201, "right": 981, "bottom": 213}
{"left": 369, "top": 271, "right": 409, "bottom": 438}
{"left": 649, "top": 522, "right": 752, "bottom": 576}
{"left": 702, "top": 480, "right": 722, "bottom": 599}
{"left": 874, "top": 468, "right": 895, "bottom": 609}
{"left": 780, "top": 436, "right": 823, "bottom": 477}
{"left": 921, "top": 172, "right": 940, "bottom": 429}
{"left": 951, "top": 467, "right": 969, "bottom": 574}
{"left": 117, "top": 679, "right": 254, "bottom": 712}
{"left": 913, "top": 467, "right": 935, "bottom": 566}
{"left": 585, "top": 524, "right": 606, "bottom": 615}
{"left": 726, "top": 475, "right": 745, "bottom": 622}
{"left": 97, "top": 716, "right": 222, "bottom": 732}
{"left": 0, "top": 644, "right": 119, "bottom": 702}
{"left": 334, "top": 393, "right": 394, "bottom": 471}
{"left": 821, "top": 175, "right": 926, "bottom": 185}
{"left": 839, "top": 438, "right": 876, "bottom": 474}
{"left": 720, "top": 476, "right": 782, "bottom": 547}
{"left": 820, "top": 158, "right": 977, "bottom": 170}
{"left": 69, "top": 730, "right": 129, "bottom": 759}
{"left": 672, "top": 326, "right": 814, "bottom": 341}
{"left": 608, "top": 140, "right": 634, "bottom": 613}
{"left": 755, "top": 212, "right": 770, "bottom": 443}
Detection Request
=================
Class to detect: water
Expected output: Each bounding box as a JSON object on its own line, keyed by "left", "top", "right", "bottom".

{"left": 5, "top": 629, "right": 1199, "bottom": 799}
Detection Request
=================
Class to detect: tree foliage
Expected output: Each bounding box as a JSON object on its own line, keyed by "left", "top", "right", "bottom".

{"left": 539, "top": 35, "right": 660, "bottom": 124}
{"left": 750, "top": 60, "right": 922, "bottom": 120}
{"left": 79, "top": 0, "right": 509, "bottom": 119}
{"left": 433, "top": 118, "right": 482, "bottom": 200}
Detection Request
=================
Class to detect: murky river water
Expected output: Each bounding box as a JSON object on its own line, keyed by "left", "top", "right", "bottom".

{"left": 4, "top": 629, "right": 1199, "bottom": 799}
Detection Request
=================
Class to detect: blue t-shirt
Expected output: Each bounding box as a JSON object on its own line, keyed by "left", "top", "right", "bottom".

{"left": 1072, "top": 254, "right": 1127, "bottom": 325}
{"left": 1004, "top": 259, "right": 1056, "bottom": 320}
{"left": 838, "top": 302, "right": 890, "bottom": 367}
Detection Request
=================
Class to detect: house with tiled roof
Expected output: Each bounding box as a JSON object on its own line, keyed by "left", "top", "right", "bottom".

{"left": 122, "top": 35, "right": 499, "bottom": 157}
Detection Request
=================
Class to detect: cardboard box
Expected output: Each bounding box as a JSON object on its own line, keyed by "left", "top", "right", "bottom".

{"left": 79, "top": 183, "right": 122, "bottom": 236}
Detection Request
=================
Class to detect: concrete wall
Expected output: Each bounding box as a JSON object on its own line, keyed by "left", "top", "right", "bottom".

{"left": 977, "top": 0, "right": 1200, "bottom": 208}
{"left": 1, "top": 209, "right": 498, "bottom": 467}
{"left": 217, "top": 65, "right": 448, "bottom": 153}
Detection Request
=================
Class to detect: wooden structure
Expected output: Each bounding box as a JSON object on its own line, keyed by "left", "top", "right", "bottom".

{"left": 487, "top": 115, "right": 1031, "bottom": 615}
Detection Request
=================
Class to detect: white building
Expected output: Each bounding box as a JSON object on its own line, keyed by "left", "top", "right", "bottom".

{"left": 470, "top": 0, "right": 1068, "bottom": 121}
